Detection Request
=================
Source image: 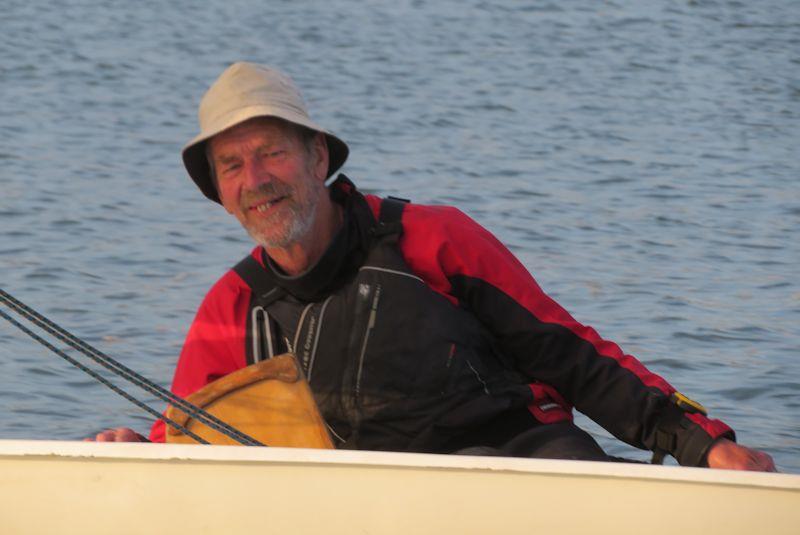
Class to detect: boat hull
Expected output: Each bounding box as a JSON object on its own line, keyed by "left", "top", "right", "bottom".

{"left": 1, "top": 440, "right": 798, "bottom": 534}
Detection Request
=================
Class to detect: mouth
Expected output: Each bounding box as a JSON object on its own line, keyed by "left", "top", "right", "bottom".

{"left": 249, "top": 195, "right": 287, "bottom": 213}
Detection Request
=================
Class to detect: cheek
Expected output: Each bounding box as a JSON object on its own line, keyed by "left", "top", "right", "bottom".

{"left": 218, "top": 187, "right": 239, "bottom": 215}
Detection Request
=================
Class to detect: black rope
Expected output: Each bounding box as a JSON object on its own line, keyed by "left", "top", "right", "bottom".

{"left": 0, "top": 289, "right": 264, "bottom": 447}
{"left": 0, "top": 289, "right": 261, "bottom": 446}
{"left": 0, "top": 308, "right": 209, "bottom": 445}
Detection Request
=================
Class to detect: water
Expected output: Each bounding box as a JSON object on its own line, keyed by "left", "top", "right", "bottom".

{"left": 1, "top": 0, "right": 798, "bottom": 471}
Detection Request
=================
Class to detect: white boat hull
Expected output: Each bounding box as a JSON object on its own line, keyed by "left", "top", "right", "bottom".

{"left": 1, "top": 440, "right": 798, "bottom": 534}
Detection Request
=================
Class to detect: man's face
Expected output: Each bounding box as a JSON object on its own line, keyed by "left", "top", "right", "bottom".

{"left": 208, "top": 118, "right": 328, "bottom": 249}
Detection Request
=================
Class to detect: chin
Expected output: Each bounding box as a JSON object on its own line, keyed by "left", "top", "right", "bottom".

{"left": 250, "top": 231, "right": 287, "bottom": 250}
{"left": 248, "top": 225, "right": 298, "bottom": 250}
{"left": 245, "top": 207, "right": 317, "bottom": 250}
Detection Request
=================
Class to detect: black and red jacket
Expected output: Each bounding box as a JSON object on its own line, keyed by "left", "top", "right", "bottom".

{"left": 150, "top": 176, "right": 733, "bottom": 466}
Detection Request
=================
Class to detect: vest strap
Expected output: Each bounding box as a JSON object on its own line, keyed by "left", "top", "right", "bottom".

{"left": 233, "top": 255, "right": 276, "bottom": 302}
{"left": 370, "top": 196, "right": 407, "bottom": 242}
{"left": 233, "top": 254, "right": 285, "bottom": 363}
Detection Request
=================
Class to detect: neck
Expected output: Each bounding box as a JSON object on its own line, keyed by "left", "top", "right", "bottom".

{"left": 265, "top": 198, "right": 343, "bottom": 276}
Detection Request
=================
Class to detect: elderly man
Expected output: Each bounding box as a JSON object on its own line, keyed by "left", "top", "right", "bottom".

{"left": 92, "top": 62, "right": 774, "bottom": 471}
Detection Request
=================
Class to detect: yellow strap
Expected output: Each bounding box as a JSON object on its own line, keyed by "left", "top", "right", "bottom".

{"left": 672, "top": 391, "right": 707, "bottom": 415}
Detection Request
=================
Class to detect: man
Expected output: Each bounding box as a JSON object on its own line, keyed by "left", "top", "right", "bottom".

{"left": 91, "top": 62, "right": 774, "bottom": 471}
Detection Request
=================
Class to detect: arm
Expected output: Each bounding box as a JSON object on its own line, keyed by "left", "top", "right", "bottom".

{"left": 148, "top": 269, "right": 252, "bottom": 442}
{"left": 85, "top": 277, "right": 247, "bottom": 444}
{"left": 85, "top": 259, "right": 258, "bottom": 444}
{"left": 393, "top": 200, "right": 764, "bottom": 467}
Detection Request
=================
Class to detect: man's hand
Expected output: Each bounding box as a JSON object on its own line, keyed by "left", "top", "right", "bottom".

{"left": 706, "top": 438, "right": 776, "bottom": 472}
{"left": 84, "top": 427, "right": 148, "bottom": 442}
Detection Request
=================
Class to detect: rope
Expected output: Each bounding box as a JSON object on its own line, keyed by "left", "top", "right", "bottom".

{"left": 0, "top": 289, "right": 264, "bottom": 447}
{"left": 0, "top": 308, "right": 209, "bottom": 444}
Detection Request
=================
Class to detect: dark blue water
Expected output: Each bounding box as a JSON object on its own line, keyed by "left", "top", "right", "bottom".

{"left": 1, "top": 0, "right": 798, "bottom": 471}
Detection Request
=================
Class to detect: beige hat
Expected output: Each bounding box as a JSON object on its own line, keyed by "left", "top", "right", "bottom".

{"left": 182, "top": 62, "right": 349, "bottom": 203}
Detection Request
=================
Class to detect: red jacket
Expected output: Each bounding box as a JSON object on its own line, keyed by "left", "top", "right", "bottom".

{"left": 151, "top": 183, "right": 733, "bottom": 466}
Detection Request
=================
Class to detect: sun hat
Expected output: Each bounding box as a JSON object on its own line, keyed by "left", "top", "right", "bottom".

{"left": 182, "top": 62, "right": 349, "bottom": 204}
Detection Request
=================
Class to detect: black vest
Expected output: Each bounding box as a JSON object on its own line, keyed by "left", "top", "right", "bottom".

{"left": 233, "top": 193, "right": 532, "bottom": 452}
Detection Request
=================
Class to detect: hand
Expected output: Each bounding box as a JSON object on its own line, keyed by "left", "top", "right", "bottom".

{"left": 84, "top": 427, "right": 148, "bottom": 442}
{"left": 706, "top": 438, "right": 776, "bottom": 472}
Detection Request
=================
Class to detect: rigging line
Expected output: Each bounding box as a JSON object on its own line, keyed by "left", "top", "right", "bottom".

{"left": 0, "top": 308, "right": 209, "bottom": 445}
{"left": 0, "top": 289, "right": 261, "bottom": 446}
{"left": 0, "top": 290, "right": 260, "bottom": 446}
{"left": 0, "top": 289, "right": 264, "bottom": 447}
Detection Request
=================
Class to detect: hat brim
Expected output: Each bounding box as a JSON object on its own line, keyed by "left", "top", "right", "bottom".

{"left": 182, "top": 107, "right": 349, "bottom": 204}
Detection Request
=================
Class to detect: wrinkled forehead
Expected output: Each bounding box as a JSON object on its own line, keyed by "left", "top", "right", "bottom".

{"left": 208, "top": 116, "right": 302, "bottom": 153}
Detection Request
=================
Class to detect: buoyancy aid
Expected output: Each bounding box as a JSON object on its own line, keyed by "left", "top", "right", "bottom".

{"left": 232, "top": 190, "right": 537, "bottom": 452}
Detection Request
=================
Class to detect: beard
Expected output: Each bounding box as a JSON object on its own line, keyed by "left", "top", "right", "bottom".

{"left": 241, "top": 179, "right": 323, "bottom": 250}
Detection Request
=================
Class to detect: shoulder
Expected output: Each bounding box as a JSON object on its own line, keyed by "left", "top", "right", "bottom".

{"left": 364, "top": 194, "right": 515, "bottom": 300}
{"left": 195, "top": 247, "right": 260, "bottom": 317}
{"left": 364, "top": 193, "right": 489, "bottom": 244}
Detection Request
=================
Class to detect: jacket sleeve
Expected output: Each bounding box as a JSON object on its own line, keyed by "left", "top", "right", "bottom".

{"left": 393, "top": 200, "right": 735, "bottom": 466}
{"left": 148, "top": 271, "right": 250, "bottom": 442}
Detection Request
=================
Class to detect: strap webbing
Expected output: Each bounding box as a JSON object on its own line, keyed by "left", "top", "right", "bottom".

{"left": 232, "top": 254, "right": 285, "bottom": 364}
{"left": 371, "top": 196, "right": 407, "bottom": 241}
{"left": 233, "top": 255, "right": 280, "bottom": 303}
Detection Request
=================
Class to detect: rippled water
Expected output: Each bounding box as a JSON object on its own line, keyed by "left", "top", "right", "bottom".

{"left": 1, "top": 0, "right": 798, "bottom": 471}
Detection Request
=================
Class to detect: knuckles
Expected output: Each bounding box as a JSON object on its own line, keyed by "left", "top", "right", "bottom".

{"left": 85, "top": 427, "right": 143, "bottom": 442}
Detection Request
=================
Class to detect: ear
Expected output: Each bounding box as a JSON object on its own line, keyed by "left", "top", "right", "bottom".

{"left": 311, "top": 133, "right": 329, "bottom": 182}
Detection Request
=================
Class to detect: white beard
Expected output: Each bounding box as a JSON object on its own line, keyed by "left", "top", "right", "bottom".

{"left": 247, "top": 181, "right": 322, "bottom": 250}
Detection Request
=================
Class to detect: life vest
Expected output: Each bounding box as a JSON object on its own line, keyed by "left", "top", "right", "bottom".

{"left": 233, "top": 194, "right": 535, "bottom": 452}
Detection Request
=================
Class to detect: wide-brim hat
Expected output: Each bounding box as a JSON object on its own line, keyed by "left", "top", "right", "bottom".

{"left": 182, "top": 62, "right": 349, "bottom": 204}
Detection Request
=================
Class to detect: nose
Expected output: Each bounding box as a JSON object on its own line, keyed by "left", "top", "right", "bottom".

{"left": 242, "top": 157, "right": 272, "bottom": 191}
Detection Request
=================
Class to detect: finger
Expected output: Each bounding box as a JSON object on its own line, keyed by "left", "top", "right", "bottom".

{"left": 742, "top": 450, "right": 775, "bottom": 472}
{"left": 95, "top": 430, "right": 116, "bottom": 442}
{"left": 755, "top": 452, "right": 777, "bottom": 472}
{"left": 114, "top": 428, "right": 139, "bottom": 442}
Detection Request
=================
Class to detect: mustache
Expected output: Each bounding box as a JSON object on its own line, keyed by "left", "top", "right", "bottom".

{"left": 241, "top": 182, "right": 293, "bottom": 204}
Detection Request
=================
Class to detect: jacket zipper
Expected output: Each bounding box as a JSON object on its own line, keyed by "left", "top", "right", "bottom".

{"left": 340, "top": 281, "right": 379, "bottom": 445}
{"left": 355, "top": 284, "right": 381, "bottom": 402}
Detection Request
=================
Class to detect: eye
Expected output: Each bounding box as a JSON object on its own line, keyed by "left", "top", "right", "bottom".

{"left": 220, "top": 162, "right": 241, "bottom": 175}
{"left": 261, "top": 149, "right": 285, "bottom": 159}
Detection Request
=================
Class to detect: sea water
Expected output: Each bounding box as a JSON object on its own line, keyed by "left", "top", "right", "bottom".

{"left": 1, "top": 0, "right": 798, "bottom": 471}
